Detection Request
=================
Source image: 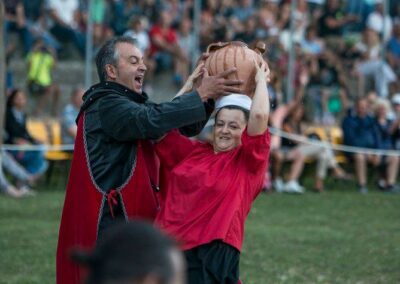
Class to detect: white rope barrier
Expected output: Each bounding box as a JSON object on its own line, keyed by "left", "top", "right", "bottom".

{"left": 0, "top": 127, "right": 399, "bottom": 157}
{"left": 269, "top": 127, "right": 400, "bottom": 157}
{"left": 1, "top": 144, "right": 74, "bottom": 151}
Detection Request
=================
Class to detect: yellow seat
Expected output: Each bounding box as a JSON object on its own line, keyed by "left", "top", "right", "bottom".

{"left": 26, "top": 119, "right": 49, "bottom": 144}
{"left": 27, "top": 118, "right": 73, "bottom": 185}
{"left": 304, "top": 126, "right": 328, "bottom": 163}
{"left": 303, "top": 126, "right": 348, "bottom": 164}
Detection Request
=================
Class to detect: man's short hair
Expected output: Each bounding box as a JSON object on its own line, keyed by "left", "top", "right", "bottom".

{"left": 72, "top": 221, "right": 177, "bottom": 284}
{"left": 95, "top": 36, "right": 137, "bottom": 82}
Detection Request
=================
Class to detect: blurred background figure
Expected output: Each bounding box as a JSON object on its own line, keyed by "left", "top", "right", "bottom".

{"left": 26, "top": 38, "right": 61, "bottom": 117}
{"left": 46, "top": 0, "right": 86, "bottom": 58}
{"left": 342, "top": 98, "right": 375, "bottom": 194}
{"left": 5, "top": 89, "right": 48, "bottom": 177}
{"left": 149, "top": 9, "right": 189, "bottom": 86}
{"left": 0, "top": 149, "right": 38, "bottom": 198}
{"left": 73, "top": 221, "right": 185, "bottom": 284}
{"left": 3, "top": 0, "right": 33, "bottom": 55}
{"left": 61, "top": 87, "right": 84, "bottom": 145}
{"left": 372, "top": 98, "right": 399, "bottom": 192}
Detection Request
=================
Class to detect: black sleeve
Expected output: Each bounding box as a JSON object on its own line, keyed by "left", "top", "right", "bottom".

{"left": 179, "top": 99, "right": 215, "bottom": 137}
{"left": 98, "top": 91, "right": 207, "bottom": 141}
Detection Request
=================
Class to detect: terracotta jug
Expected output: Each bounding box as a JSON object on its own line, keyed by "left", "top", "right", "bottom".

{"left": 203, "top": 41, "right": 266, "bottom": 97}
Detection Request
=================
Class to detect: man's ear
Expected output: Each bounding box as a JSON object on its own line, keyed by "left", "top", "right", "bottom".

{"left": 105, "top": 64, "right": 117, "bottom": 80}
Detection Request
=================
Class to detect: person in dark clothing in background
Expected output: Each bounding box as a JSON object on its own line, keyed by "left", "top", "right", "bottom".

{"left": 56, "top": 36, "right": 243, "bottom": 284}
{"left": 342, "top": 97, "right": 378, "bottom": 194}
{"left": 372, "top": 99, "right": 399, "bottom": 192}
{"left": 5, "top": 89, "right": 48, "bottom": 176}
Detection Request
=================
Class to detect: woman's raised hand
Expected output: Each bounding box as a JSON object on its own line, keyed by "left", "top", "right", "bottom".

{"left": 254, "top": 59, "right": 270, "bottom": 84}
{"left": 175, "top": 62, "right": 205, "bottom": 97}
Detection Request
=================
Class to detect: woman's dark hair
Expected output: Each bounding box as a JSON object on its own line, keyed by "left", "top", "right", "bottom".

{"left": 7, "top": 88, "right": 22, "bottom": 108}
{"left": 215, "top": 105, "right": 250, "bottom": 122}
{"left": 95, "top": 36, "right": 137, "bottom": 82}
{"left": 72, "top": 221, "right": 177, "bottom": 284}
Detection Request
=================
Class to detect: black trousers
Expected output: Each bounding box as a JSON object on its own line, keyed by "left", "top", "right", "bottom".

{"left": 184, "top": 241, "right": 240, "bottom": 284}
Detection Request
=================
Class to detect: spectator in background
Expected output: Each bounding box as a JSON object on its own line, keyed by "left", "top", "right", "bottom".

{"left": 273, "top": 102, "right": 348, "bottom": 193}
{"left": 23, "top": 0, "right": 61, "bottom": 52}
{"left": 232, "top": 0, "right": 255, "bottom": 22}
{"left": 149, "top": 10, "right": 189, "bottom": 86}
{"left": 124, "top": 17, "right": 150, "bottom": 55}
{"left": 5, "top": 44, "right": 15, "bottom": 94}
{"left": 342, "top": 97, "right": 379, "bottom": 194}
{"left": 355, "top": 29, "right": 397, "bottom": 98}
{"left": 366, "top": 0, "right": 393, "bottom": 42}
{"left": 162, "top": 0, "right": 188, "bottom": 27}
{"left": 73, "top": 221, "right": 185, "bottom": 284}
{"left": 391, "top": 94, "right": 400, "bottom": 150}
{"left": 269, "top": 77, "right": 307, "bottom": 194}
{"left": 0, "top": 168, "right": 23, "bottom": 198}
{"left": 373, "top": 99, "right": 399, "bottom": 192}
{"left": 279, "top": 0, "right": 310, "bottom": 51}
{"left": 87, "top": 0, "right": 114, "bottom": 49}
{"left": 61, "top": 87, "right": 84, "bottom": 145}
{"left": 257, "top": 0, "right": 280, "bottom": 38}
{"left": 107, "top": 0, "right": 127, "bottom": 35}
{"left": 344, "top": 0, "right": 372, "bottom": 33}
{"left": 176, "top": 17, "right": 196, "bottom": 82}
{"left": 0, "top": 149, "right": 38, "bottom": 198}
{"left": 301, "top": 26, "right": 325, "bottom": 56}
{"left": 5, "top": 89, "right": 48, "bottom": 176}
{"left": 318, "top": 0, "right": 358, "bottom": 47}
{"left": 387, "top": 21, "right": 400, "bottom": 73}
{"left": 4, "top": 0, "right": 33, "bottom": 54}
{"left": 309, "top": 49, "right": 348, "bottom": 124}
{"left": 26, "top": 39, "right": 61, "bottom": 117}
{"left": 47, "top": 0, "right": 86, "bottom": 57}
{"left": 233, "top": 16, "right": 258, "bottom": 44}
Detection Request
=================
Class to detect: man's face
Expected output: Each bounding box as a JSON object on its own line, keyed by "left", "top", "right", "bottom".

{"left": 356, "top": 99, "right": 369, "bottom": 117}
{"left": 108, "top": 42, "right": 147, "bottom": 93}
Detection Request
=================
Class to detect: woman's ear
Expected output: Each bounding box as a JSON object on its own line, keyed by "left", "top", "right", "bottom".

{"left": 105, "top": 64, "right": 117, "bottom": 80}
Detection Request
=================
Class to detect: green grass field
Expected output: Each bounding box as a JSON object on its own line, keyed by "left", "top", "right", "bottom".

{"left": 1, "top": 180, "right": 399, "bottom": 284}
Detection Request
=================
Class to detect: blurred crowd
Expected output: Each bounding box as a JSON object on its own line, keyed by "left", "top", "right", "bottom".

{"left": 2, "top": 0, "right": 400, "bottom": 197}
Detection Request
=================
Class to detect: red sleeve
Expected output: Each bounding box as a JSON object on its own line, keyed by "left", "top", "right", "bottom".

{"left": 155, "top": 130, "right": 197, "bottom": 169}
{"left": 169, "top": 30, "right": 177, "bottom": 43}
{"left": 149, "top": 26, "right": 160, "bottom": 37}
{"left": 240, "top": 129, "right": 271, "bottom": 174}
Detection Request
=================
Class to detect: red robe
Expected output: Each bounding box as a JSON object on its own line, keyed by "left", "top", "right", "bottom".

{"left": 56, "top": 114, "right": 160, "bottom": 284}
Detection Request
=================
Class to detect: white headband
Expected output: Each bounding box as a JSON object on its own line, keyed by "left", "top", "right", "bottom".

{"left": 215, "top": 94, "right": 252, "bottom": 110}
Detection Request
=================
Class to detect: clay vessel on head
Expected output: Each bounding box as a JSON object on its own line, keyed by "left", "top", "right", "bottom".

{"left": 203, "top": 41, "right": 266, "bottom": 97}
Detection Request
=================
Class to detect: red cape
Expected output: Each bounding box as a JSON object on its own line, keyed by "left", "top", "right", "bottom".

{"left": 56, "top": 114, "right": 160, "bottom": 284}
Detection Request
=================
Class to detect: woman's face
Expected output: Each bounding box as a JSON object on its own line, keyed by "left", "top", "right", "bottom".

{"left": 213, "top": 108, "right": 247, "bottom": 153}
{"left": 13, "top": 91, "right": 27, "bottom": 109}
{"left": 376, "top": 105, "right": 387, "bottom": 118}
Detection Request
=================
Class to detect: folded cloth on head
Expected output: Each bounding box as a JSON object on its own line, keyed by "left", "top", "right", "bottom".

{"left": 215, "top": 94, "right": 252, "bottom": 110}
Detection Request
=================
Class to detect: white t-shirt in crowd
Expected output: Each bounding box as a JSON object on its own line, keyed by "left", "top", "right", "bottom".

{"left": 47, "top": 0, "right": 79, "bottom": 28}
